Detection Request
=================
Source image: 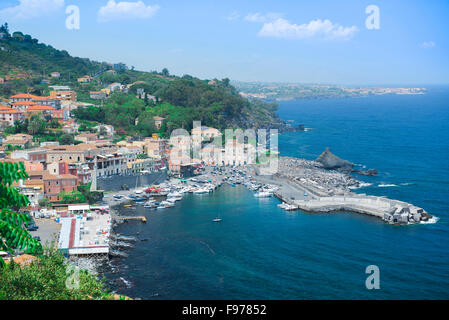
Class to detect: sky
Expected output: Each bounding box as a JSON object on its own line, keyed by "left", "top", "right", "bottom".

{"left": 0, "top": 0, "right": 448, "bottom": 85}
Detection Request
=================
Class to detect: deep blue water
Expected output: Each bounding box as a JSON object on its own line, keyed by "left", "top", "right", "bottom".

{"left": 106, "top": 89, "right": 449, "bottom": 299}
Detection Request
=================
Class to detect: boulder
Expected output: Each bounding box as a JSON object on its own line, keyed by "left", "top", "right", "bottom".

{"left": 315, "top": 147, "right": 354, "bottom": 172}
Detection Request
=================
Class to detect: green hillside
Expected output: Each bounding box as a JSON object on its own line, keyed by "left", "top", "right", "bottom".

{"left": 0, "top": 23, "right": 288, "bottom": 135}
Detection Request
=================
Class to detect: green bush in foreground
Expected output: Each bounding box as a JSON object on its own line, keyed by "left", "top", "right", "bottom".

{"left": 0, "top": 247, "right": 112, "bottom": 300}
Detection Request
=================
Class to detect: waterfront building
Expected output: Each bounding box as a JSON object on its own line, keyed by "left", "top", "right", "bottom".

{"left": 86, "top": 153, "right": 128, "bottom": 177}
{"left": 43, "top": 173, "right": 78, "bottom": 202}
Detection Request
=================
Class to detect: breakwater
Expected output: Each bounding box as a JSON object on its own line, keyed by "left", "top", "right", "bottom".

{"left": 250, "top": 157, "right": 433, "bottom": 224}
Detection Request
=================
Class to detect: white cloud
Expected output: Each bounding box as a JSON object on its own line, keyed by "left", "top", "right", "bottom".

{"left": 98, "top": 0, "right": 159, "bottom": 22}
{"left": 258, "top": 18, "right": 357, "bottom": 41}
{"left": 245, "top": 12, "right": 283, "bottom": 23}
{"left": 226, "top": 11, "right": 240, "bottom": 21}
{"left": 420, "top": 41, "right": 435, "bottom": 48}
{"left": 0, "top": 0, "right": 64, "bottom": 20}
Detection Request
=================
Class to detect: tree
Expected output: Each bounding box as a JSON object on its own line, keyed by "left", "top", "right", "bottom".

{"left": 161, "top": 68, "right": 170, "bottom": 77}
{"left": 0, "top": 247, "right": 112, "bottom": 299}
{"left": 0, "top": 23, "right": 9, "bottom": 36}
{"left": 38, "top": 198, "right": 51, "bottom": 208}
{"left": 59, "top": 134, "right": 74, "bottom": 145}
{"left": 27, "top": 116, "right": 46, "bottom": 135}
{"left": 0, "top": 162, "right": 42, "bottom": 267}
{"left": 57, "top": 190, "right": 86, "bottom": 204}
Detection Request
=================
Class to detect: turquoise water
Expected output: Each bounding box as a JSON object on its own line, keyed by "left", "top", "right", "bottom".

{"left": 106, "top": 89, "right": 449, "bottom": 299}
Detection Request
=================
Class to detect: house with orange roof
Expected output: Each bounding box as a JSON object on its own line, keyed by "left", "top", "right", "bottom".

{"left": 0, "top": 107, "right": 24, "bottom": 125}
{"left": 10, "top": 100, "right": 38, "bottom": 111}
{"left": 77, "top": 75, "right": 93, "bottom": 83}
{"left": 9, "top": 93, "right": 37, "bottom": 103}
{"left": 26, "top": 105, "right": 56, "bottom": 118}
{"left": 31, "top": 96, "right": 61, "bottom": 109}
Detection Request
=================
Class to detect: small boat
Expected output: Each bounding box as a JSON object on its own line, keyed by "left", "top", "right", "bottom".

{"left": 123, "top": 204, "right": 134, "bottom": 208}
{"left": 254, "top": 191, "right": 272, "bottom": 198}
{"left": 213, "top": 218, "right": 222, "bottom": 222}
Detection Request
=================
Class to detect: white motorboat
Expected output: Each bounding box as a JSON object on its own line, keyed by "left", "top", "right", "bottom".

{"left": 254, "top": 191, "right": 272, "bottom": 198}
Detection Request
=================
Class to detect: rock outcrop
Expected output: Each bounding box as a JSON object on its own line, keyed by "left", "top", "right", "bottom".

{"left": 315, "top": 147, "right": 354, "bottom": 172}
{"left": 353, "top": 169, "right": 378, "bottom": 176}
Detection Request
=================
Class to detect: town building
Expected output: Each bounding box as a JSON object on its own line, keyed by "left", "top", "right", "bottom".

{"left": 43, "top": 173, "right": 78, "bottom": 202}
{"left": 31, "top": 96, "right": 61, "bottom": 109}
{"left": 3, "top": 134, "right": 33, "bottom": 149}
{"left": 77, "top": 75, "right": 93, "bottom": 83}
{"left": 75, "top": 133, "right": 97, "bottom": 144}
{"left": 49, "top": 90, "right": 77, "bottom": 102}
{"left": 9, "top": 93, "right": 36, "bottom": 103}
{"left": 0, "top": 107, "right": 24, "bottom": 125}
{"left": 153, "top": 116, "right": 165, "bottom": 129}
{"left": 89, "top": 91, "right": 107, "bottom": 100}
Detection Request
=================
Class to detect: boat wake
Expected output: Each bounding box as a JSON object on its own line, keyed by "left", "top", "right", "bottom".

{"left": 421, "top": 216, "right": 439, "bottom": 224}
{"left": 378, "top": 183, "right": 398, "bottom": 187}
{"left": 349, "top": 182, "right": 372, "bottom": 189}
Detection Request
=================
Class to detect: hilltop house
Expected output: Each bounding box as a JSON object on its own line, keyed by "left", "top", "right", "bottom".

{"left": 50, "top": 90, "right": 77, "bottom": 102}
{"left": 90, "top": 91, "right": 107, "bottom": 100}
{"left": 77, "top": 75, "right": 93, "bottom": 83}
{"left": 153, "top": 116, "right": 165, "bottom": 129}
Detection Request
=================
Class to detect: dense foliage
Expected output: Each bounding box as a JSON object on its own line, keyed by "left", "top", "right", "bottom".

{"left": 0, "top": 247, "right": 111, "bottom": 300}
{"left": 0, "top": 25, "right": 284, "bottom": 136}
{"left": 0, "top": 162, "right": 42, "bottom": 267}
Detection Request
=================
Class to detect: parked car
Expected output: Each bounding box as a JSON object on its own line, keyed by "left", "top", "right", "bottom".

{"left": 27, "top": 225, "right": 38, "bottom": 231}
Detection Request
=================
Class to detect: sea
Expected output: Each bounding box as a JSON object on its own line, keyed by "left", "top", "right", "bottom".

{"left": 103, "top": 87, "right": 449, "bottom": 299}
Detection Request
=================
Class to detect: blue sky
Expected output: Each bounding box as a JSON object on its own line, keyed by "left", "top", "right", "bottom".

{"left": 1, "top": 0, "right": 448, "bottom": 85}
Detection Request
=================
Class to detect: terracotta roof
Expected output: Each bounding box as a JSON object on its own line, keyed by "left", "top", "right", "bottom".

{"left": 10, "top": 93, "right": 37, "bottom": 99}
{"left": 43, "top": 173, "right": 78, "bottom": 180}
{"left": 32, "top": 96, "right": 55, "bottom": 101}
{"left": 27, "top": 105, "right": 56, "bottom": 111}
{"left": 11, "top": 101, "right": 38, "bottom": 106}
{"left": 0, "top": 108, "right": 24, "bottom": 114}
{"left": 10, "top": 254, "right": 37, "bottom": 267}
{"left": 153, "top": 116, "right": 165, "bottom": 120}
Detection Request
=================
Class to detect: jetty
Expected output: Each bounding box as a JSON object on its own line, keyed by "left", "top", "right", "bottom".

{"left": 116, "top": 216, "right": 147, "bottom": 223}
{"left": 249, "top": 157, "right": 433, "bottom": 225}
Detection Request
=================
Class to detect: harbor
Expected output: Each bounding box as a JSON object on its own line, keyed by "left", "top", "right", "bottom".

{"left": 103, "top": 157, "right": 433, "bottom": 226}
